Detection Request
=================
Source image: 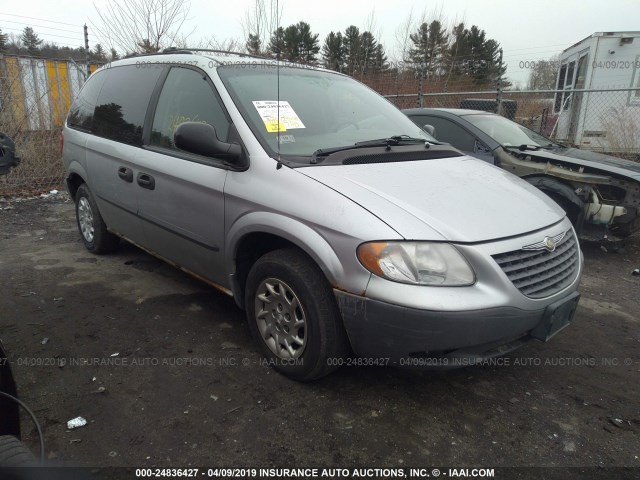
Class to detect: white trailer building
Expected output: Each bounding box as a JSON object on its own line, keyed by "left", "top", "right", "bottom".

{"left": 554, "top": 31, "right": 640, "bottom": 157}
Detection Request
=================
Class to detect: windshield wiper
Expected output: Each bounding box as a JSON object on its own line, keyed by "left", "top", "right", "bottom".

{"left": 357, "top": 135, "right": 433, "bottom": 146}
{"left": 541, "top": 143, "right": 565, "bottom": 149}
{"left": 311, "top": 136, "right": 433, "bottom": 163}
{"left": 504, "top": 144, "right": 541, "bottom": 152}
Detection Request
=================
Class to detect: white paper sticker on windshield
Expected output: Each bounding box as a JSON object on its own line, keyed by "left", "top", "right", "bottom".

{"left": 253, "top": 101, "right": 306, "bottom": 132}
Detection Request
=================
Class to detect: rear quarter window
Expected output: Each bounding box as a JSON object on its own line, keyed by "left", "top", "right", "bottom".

{"left": 92, "top": 65, "right": 163, "bottom": 146}
{"left": 67, "top": 70, "right": 107, "bottom": 131}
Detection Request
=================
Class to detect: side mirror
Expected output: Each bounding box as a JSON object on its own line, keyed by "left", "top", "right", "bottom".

{"left": 174, "top": 122, "right": 242, "bottom": 162}
{"left": 422, "top": 124, "right": 436, "bottom": 138}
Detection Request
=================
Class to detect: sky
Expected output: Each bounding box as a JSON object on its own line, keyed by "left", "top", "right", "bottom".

{"left": 1, "top": 0, "right": 639, "bottom": 86}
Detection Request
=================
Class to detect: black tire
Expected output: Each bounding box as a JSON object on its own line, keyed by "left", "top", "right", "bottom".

{"left": 0, "top": 435, "right": 37, "bottom": 467}
{"left": 75, "top": 183, "right": 119, "bottom": 254}
{"left": 245, "top": 248, "right": 349, "bottom": 381}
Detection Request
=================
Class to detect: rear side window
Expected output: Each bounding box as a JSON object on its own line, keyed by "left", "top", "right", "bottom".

{"left": 67, "top": 70, "right": 107, "bottom": 131}
{"left": 92, "top": 65, "right": 163, "bottom": 146}
{"left": 150, "top": 67, "right": 230, "bottom": 150}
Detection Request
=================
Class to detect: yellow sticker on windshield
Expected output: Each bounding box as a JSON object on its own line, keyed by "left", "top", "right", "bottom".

{"left": 253, "top": 100, "right": 305, "bottom": 133}
{"left": 265, "top": 120, "right": 286, "bottom": 133}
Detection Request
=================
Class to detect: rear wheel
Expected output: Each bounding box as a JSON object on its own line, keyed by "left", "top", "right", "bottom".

{"left": 245, "top": 248, "right": 349, "bottom": 381}
{"left": 75, "top": 184, "right": 119, "bottom": 254}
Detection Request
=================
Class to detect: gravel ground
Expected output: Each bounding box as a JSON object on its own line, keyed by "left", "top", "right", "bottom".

{"left": 0, "top": 193, "right": 638, "bottom": 477}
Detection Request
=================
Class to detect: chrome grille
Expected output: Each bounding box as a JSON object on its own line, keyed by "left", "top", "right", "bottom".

{"left": 492, "top": 230, "right": 579, "bottom": 299}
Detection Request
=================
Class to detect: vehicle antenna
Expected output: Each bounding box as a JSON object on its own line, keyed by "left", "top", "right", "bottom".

{"left": 276, "top": 0, "right": 282, "bottom": 170}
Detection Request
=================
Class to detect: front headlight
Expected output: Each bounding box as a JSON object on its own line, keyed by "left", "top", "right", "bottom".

{"left": 357, "top": 242, "right": 475, "bottom": 286}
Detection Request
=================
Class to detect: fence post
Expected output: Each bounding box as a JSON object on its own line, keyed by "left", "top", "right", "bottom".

{"left": 418, "top": 64, "right": 424, "bottom": 108}
{"left": 84, "top": 24, "right": 90, "bottom": 79}
{"left": 495, "top": 48, "right": 503, "bottom": 115}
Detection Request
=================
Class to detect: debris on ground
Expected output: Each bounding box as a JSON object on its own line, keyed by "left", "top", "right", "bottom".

{"left": 608, "top": 418, "right": 624, "bottom": 428}
{"left": 67, "top": 416, "right": 88, "bottom": 430}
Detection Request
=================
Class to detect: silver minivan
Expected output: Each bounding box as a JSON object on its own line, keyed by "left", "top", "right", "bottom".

{"left": 63, "top": 50, "right": 583, "bottom": 380}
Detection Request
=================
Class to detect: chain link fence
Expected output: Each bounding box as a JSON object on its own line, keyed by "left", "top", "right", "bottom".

{"left": 0, "top": 55, "right": 100, "bottom": 198}
{"left": 2, "top": 55, "right": 639, "bottom": 198}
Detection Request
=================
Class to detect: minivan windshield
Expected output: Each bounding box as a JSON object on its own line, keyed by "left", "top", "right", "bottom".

{"left": 218, "top": 65, "right": 436, "bottom": 160}
{"left": 463, "top": 113, "right": 562, "bottom": 149}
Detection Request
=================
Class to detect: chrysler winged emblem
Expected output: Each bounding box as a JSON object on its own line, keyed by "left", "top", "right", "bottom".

{"left": 543, "top": 236, "right": 556, "bottom": 252}
{"left": 522, "top": 231, "right": 566, "bottom": 252}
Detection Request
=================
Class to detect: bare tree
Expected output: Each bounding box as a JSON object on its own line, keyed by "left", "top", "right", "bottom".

{"left": 168, "top": 32, "right": 244, "bottom": 53}
{"left": 393, "top": 7, "right": 417, "bottom": 68}
{"left": 91, "top": 0, "right": 193, "bottom": 55}
{"left": 359, "top": 9, "right": 380, "bottom": 75}
{"left": 241, "top": 0, "right": 282, "bottom": 56}
{"left": 527, "top": 55, "right": 560, "bottom": 90}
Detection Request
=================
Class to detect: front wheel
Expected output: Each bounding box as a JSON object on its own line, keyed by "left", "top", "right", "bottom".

{"left": 245, "top": 248, "right": 349, "bottom": 381}
{"left": 75, "top": 184, "right": 120, "bottom": 254}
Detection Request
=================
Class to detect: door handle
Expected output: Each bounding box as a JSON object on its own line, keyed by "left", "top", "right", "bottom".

{"left": 117, "top": 166, "right": 133, "bottom": 183}
{"left": 137, "top": 172, "right": 155, "bottom": 190}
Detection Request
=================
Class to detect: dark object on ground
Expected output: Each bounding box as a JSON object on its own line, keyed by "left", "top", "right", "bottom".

{"left": 0, "top": 133, "right": 20, "bottom": 175}
{"left": 0, "top": 339, "right": 20, "bottom": 438}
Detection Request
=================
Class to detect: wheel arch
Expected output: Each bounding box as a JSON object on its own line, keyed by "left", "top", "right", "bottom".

{"left": 227, "top": 213, "right": 345, "bottom": 309}
{"left": 65, "top": 162, "right": 88, "bottom": 201}
{"left": 523, "top": 174, "right": 586, "bottom": 231}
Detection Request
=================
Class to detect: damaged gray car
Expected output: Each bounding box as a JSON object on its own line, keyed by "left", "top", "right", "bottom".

{"left": 403, "top": 108, "right": 640, "bottom": 242}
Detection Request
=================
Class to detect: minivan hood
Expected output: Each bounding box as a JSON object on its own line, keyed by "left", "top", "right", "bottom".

{"left": 299, "top": 155, "right": 564, "bottom": 242}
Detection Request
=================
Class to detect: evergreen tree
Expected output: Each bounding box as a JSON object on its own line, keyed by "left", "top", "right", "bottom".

{"left": 282, "top": 24, "right": 300, "bottom": 61}
{"left": 449, "top": 22, "right": 471, "bottom": 76}
{"left": 322, "top": 31, "right": 344, "bottom": 72}
{"left": 267, "top": 27, "right": 285, "bottom": 58}
{"left": 359, "top": 31, "right": 377, "bottom": 73}
{"left": 20, "top": 26, "right": 42, "bottom": 55}
{"left": 93, "top": 44, "right": 107, "bottom": 61}
{"left": 342, "top": 25, "right": 361, "bottom": 76}
{"left": 110, "top": 48, "right": 120, "bottom": 61}
{"left": 409, "top": 20, "right": 449, "bottom": 78}
{"left": 267, "top": 22, "right": 319, "bottom": 64}
{"left": 296, "top": 22, "right": 319, "bottom": 64}
{"left": 246, "top": 33, "right": 261, "bottom": 56}
{"left": 374, "top": 43, "right": 388, "bottom": 72}
{"left": 448, "top": 23, "right": 505, "bottom": 85}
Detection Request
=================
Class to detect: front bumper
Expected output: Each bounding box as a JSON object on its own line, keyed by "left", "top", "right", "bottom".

{"left": 335, "top": 290, "right": 580, "bottom": 366}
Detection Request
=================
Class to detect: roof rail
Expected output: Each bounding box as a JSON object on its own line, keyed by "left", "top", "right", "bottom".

{"left": 162, "top": 47, "right": 270, "bottom": 60}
